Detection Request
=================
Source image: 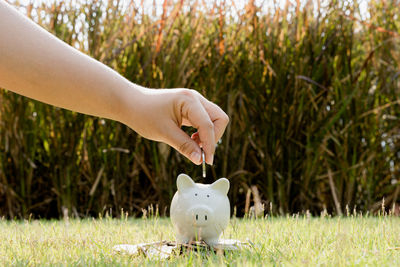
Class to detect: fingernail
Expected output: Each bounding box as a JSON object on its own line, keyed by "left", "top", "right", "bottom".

{"left": 190, "top": 151, "right": 201, "bottom": 164}
{"left": 210, "top": 154, "right": 214, "bottom": 165}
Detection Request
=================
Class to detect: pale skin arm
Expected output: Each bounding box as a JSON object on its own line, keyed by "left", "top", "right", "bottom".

{"left": 0, "top": 0, "right": 229, "bottom": 165}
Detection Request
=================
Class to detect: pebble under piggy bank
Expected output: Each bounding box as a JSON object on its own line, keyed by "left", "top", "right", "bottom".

{"left": 170, "top": 174, "right": 230, "bottom": 245}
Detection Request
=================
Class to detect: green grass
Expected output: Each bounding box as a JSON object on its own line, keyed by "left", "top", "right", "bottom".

{"left": 1, "top": 216, "right": 400, "bottom": 266}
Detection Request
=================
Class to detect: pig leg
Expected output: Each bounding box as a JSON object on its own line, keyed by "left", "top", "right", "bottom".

{"left": 204, "top": 238, "right": 219, "bottom": 246}
{"left": 176, "top": 234, "right": 190, "bottom": 244}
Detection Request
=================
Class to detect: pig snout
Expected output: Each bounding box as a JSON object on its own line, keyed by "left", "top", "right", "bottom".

{"left": 187, "top": 206, "right": 213, "bottom": 226}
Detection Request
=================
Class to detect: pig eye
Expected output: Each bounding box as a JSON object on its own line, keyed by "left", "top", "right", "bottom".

{"left": 207, "top": 195, "right": 210, "bottom": 197}
{"left": 195, "top": 193, "right": 198, "bottom": 196}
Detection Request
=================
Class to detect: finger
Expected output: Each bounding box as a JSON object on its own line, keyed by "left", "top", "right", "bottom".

{"left": 198, "top": 97, "right": 229, "bottom": 143}
{"left": 182, "top": 98, "right": 215, "bottom": 164}
{"left": 164, "top": 123, "right": 202, "bottom": 165}
{"left": 191, "top": 132, "right": 202, "bottom": 147}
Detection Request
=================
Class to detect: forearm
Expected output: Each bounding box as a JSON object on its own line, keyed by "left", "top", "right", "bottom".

{"left": 0, "top": 0, "right": 134, "bottom": 122}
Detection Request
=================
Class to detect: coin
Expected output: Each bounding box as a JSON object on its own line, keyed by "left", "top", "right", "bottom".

{"left": 202, "top": 149, "right": 206, "bottom": 178}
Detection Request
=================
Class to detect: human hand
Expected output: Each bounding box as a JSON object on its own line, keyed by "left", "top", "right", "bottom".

{"left": 0, "top": 2, "right": 228, "bottom": 165}
{"left": 118, "top": 87, "right": 229, "bottom": 165}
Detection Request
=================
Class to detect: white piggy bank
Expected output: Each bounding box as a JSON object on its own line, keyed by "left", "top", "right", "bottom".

{"left": 170, "top": 174, "right": 230, "bottom": 245}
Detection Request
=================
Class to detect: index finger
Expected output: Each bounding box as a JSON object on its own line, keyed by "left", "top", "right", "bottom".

{"left": 198, "top": 97, "right": 230, "bottom": 143}
{"left": 182, "top": 97, "right": 216, "bottom": 164}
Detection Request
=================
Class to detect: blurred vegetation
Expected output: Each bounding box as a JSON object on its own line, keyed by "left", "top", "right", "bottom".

{"left": 0, "top": 0, "right": 399, "bottom": 218}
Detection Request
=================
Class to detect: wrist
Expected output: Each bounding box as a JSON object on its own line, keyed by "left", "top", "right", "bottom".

{"left": 113, "top": 82, "right": 148, "bottom": 126}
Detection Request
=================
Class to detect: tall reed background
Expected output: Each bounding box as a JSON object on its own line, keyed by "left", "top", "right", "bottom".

{"left": 0, "top": 0, "right": 399, "bottom": 218}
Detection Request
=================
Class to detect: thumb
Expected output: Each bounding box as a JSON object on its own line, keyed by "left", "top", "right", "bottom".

{"left": 164, "top": 124, "right": 202, "bottom": 165}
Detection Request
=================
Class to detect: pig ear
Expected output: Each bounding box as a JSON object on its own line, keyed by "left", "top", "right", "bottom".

{"left": 210, "top": 178, "right": 230, "bottom": 195}
{"left": 177, "top": 173, "right": 195, "bottom": 192}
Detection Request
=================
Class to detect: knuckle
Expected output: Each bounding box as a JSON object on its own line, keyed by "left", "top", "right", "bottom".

{"left": 178, "top": 140, "right": 193, "bottom": 155}
{"left": 204, "top": 121, "right": 214, "bottom": 131}
{"left": 222, "top": 114, "right": 230, "bottom": 125}
{"left": 180, "top": 89, "right": 196, "bottom": 100}
{"left": 176, "top": 89, "right": 197, "bottom": 108}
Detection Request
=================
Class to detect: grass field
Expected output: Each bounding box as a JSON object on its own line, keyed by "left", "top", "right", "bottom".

{"left": 1, "top": 215, "right": 399, "bottom": 266}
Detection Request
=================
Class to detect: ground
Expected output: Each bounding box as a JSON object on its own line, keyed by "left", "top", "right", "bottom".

{"left": 0, "top": 215, "right": 399, "bottom": 266}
